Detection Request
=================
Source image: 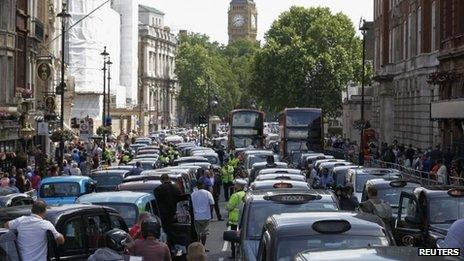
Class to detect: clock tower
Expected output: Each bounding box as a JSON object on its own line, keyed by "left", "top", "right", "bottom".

{"left": 228, "top": 0, "right": 257, "bottom": 43}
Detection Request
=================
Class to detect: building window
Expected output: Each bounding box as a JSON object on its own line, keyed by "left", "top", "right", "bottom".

{"left": 408, "top": 13, "right": 413, "bottom": 58}
{"left": 417, "top": 7, "right": 422, "bottom": 54}
{"left": 431, "top": 1, "right": 437, "bottom": 51}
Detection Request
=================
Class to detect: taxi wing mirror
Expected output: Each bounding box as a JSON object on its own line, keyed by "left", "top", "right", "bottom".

{"left": 223, "top": 230, "right": 240, "bottom": 243}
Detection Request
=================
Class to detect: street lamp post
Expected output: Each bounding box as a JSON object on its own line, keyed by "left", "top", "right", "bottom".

{"left": 106, "top": 58, "right": 112, "bottom": 126}
{"left": 101, "top": 47, "right": 109, "bottom": 152}
{"left": 359, "top": 19, "right": 367, "bottom": 166}
{"left": 57, "top": 4, "right": 71, "bottom": 171}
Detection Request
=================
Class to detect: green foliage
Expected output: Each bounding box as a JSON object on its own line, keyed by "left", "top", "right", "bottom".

{"left": 176, "top": 34, "right": 259, "bottom": 123}
{"left": 251, "top": 6, "right": 363, "bottom": 117}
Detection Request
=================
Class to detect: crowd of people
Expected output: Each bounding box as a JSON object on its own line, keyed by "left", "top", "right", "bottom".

{"left": 328, "top": 136, "right": 464, "bottom": 185}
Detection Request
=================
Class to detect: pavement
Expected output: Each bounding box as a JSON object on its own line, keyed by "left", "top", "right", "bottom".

{"left": 205, "top": 200, "right": 231, "bottom": 260}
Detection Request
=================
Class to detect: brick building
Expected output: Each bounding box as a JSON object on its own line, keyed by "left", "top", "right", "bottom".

{"left": 372, "top": 0, "right": 441, "bottom": 149}
{"left": 431, "top": 0, "right": 464, "bottom": 157}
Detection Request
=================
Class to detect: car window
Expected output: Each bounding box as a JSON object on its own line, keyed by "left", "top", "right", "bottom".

{"left": 109, "top": 215, "right": 125, "bottom": 230}
{"left": 86, "top": 215, "right": 110, "bottom": 249}
{"left": 63, "top": 218, "right": 84, "bottom": 250}
{"left": 40, "top": 182, "right": 80, "bottom": 197}
{"left": 145, "top": 202, "right": 153, "bottom": 214}
{"left": 151, "top": 200, "right": 160, "bottom": 216}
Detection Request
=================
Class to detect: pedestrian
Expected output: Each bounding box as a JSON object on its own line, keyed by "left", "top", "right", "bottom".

{"left": 128, "top": 217, "right": 172, "bottom": 261}
{"left": 444, "top": 147, "right": 455, "bottom": 170}
{"left": 153, "top": 174, "right": 182, "bottom": 246}
{"left": 5, "top": 200, "right": 65, "bottom": 261}
{"left": 404, "top": 144, "right": 415, "bottom": 164}
{"left": 187, "top": 242, "right": 207, "bottom": 261}
{"left": 0, "top": 177, "right": 19, "bottom": 193}
{"left": 30, "top": 170, "right": 41, "bottom": 191}
{"left": 221, "top": 159, "right": 234, "bottom": 201}
{"left": 191, "top": 180, "right": 215, "bottom": 247}
{"left": 15, "top": 169, "right": 29, "bottom": 193}
{"left": 225, "top": 179, "right": 247, "bottom": 259}
{"left": 62, "top": 160, "right": 71, "bottom": 175}
{"left": 338, "top": 185, "right": 359, "bottom": 211}
{"left": 210, "top": 168, "right": 223, "bottom": 221}
{"left": 50, "top": 165, "right": 59, "bottom": 176}
{"left": 72, "top": 149, "right": 81, "bottom": 164}
{"left": 129, "top": 212, "right": 151, "bottom": 240}
{"left": 217, "top": 145, "right": 225, "bottom": 166}
{"left": 198, "top": 169, "right": 213, "bottom": 192}
{"left": 359, "top": 186, "right": 392, "bottom": 230}
{"left": 69, "top": 162, "right": 82, "bottom": 176}
{"left": 318, "top": 168, "right": 334, "bottom": 189}
{"left": 439, "top": 219, "right": 464, "bottom": 257}
{"left": 127, "top": 162, "right": 144, "bottom": 176}
{"left": 431, "top": 160, "right": 447, "bottom": 184}
{"left": 430, "top": 145, "right": 443, "bottom": 166}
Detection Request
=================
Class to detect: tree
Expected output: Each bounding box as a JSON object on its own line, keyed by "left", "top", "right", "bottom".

{"left": 176, "top": 33, "right": 241, "bottom": 123}
{"left": 222, "top": 39, "right": 260, "bottom": 108}
{"left": 251, "top": 6, "right": 363, "bottom": 117}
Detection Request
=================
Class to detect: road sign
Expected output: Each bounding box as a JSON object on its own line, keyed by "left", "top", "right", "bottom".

{"left": 37, "top": 122, "right": 49, "bottom": 135}
{"left": 79, "top": 117, "right": 93, "bottom": 141}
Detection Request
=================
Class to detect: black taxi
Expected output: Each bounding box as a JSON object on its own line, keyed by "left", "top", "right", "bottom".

{"left": 223, "top": 189, "right": 339, "bottom": 261}
{"left": 0, "top": 204, "right": 128, "bottom": 260}
{"left": 294, "top": 247, "right": 461, "bottom": 261}
{"left": 361, "top": 179, "right": 422, "bottom": 216}
{"left": 256, "top": 212, "right": 393, "bottom": 261}
{"left": 394, "top": 186, "right": 464, "bottom": 247}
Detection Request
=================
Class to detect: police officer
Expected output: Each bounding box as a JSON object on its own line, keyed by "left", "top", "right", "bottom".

{"left": 88, "top": 229, "right": 132, "bottom": 261}
{"left": 221, "top": 159, "right": 234, "bottom": 201}
{"left": 225, "top": 179, "right": 247, "bottom": 259}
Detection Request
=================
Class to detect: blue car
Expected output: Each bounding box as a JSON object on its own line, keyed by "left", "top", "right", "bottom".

{"left": 39, "top": 176, "right": 96, "bottom": 205}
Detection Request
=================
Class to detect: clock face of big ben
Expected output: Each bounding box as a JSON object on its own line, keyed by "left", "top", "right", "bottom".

{"left": 233, "top": 14, "right": 245, "bottom": 28}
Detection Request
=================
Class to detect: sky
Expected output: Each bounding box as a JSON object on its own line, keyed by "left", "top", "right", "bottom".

{"left": 139, "top": 0, "right": 373, "bottom": 44}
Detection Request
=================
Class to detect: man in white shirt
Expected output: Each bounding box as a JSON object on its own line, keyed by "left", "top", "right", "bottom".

{"left": 436, "top": 160, "right": 448, "bottom": 185}
{"left": 5, "top": 200, "right": 65, "bottom": 261}
{"left": 191, "top": 180, "right": 215, "bottom": 247}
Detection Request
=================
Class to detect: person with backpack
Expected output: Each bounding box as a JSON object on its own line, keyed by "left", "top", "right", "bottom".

{"left": 359, "top": 185, "right": 393, "bottom": 229}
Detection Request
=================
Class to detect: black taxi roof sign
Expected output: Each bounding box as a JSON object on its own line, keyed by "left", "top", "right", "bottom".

{"left": 273, "top": 182, "right": 293, "bottom": 189}
{"left": 312, "top": 220, "right": 351, "bottom": 234}
{"left": 264, "top": 194, "right": 322, "bottom": 203}
{"left": 389, "top": 180, "right": 407, "bottom": 187}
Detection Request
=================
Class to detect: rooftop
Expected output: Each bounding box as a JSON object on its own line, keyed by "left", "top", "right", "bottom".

{"left": 139, "top": 5, "right": 165, "bottom": 16}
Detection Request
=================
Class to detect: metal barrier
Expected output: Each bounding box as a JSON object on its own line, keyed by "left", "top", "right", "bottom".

{"left": 324, "top": 148, "right": 464, "bottom": 187}
{"left": 366, "top": 159, "right": 442, "bottom": 186}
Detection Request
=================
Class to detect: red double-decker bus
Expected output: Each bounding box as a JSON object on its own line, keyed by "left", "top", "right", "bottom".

{"left": 279, "top": 108, "right": 324, "bottom": 164}
{"left": 228, "top": 109, "right": 265, "bottom": 151}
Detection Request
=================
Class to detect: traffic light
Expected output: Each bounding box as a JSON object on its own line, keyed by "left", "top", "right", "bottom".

{"left": 199, "top": 115, "right": 207, "bottom": 125}
{"left": 71, "top": 118, "right": 79, "bottom": 128}
{"left": 105, "top": 116, "right": 112, "bottom": 126}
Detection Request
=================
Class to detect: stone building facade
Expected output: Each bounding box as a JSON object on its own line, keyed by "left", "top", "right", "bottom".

{"left": 431, "top": 0, "right": 464, "bottom": 157}
{"left": 228, "top": 0, "right": 257, "bottom": 43}
{"left": 138, "top": 5, "right": 179, "bottom": 134}
{"left": 372, "top": 0, "right": 441, "bottom": 150}
{"left": 0, "top": 0, "right": 60, "bottom": 153}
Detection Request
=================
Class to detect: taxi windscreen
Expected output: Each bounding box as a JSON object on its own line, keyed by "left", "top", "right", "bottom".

{"left": 377, "top": 185, "right": 418, "bottom": 207}
{"left": 98, "top": 203, "right": 138, "bottom": 227}
{"left": 40, "top": 182, "right": 80, "bottom": 198}
{"left": 429, "top": 197, "right": 464, "bottom": 224}
{"left": 92, "top": 175, "right": 124, "bottom": 186}
{"left": 246, "top": 202, "right": 337, "bottom": 238}
{"left": 355, "top": 174, "right": 399, "bottom": 193}
{"left": 276, "top": 235, "right": 389, "bottom": 261}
